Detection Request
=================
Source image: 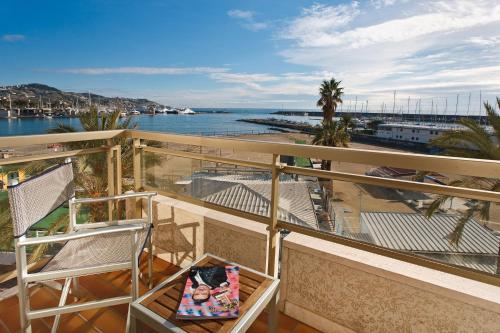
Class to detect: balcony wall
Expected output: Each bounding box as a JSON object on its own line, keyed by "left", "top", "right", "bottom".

{"left": 138, "top": 195, "right": 268, "bottom": 272}
{"left": 280, "top": 232, "right": 500, "bottom": 333}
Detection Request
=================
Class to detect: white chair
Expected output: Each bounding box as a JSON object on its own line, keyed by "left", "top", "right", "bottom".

{"left": 8, "top": 161, "right": 156, "bottom": 333}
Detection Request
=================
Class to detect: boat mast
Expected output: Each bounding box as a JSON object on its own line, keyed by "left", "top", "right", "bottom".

{"left": 444, "top": 98, "right": 448, "bottom": 123}
{"left": 392, "top": 90, "right": 396, "bottom": 121}
{"left": 479, "top": 90, "right": 482, "bottom": 125}
{"left": 466, "top": 92, "right": 471, "bottom": 118}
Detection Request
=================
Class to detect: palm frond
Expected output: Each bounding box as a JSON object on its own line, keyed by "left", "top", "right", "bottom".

{"left": 448, "top": 208, "right": 474, "bottom": 246}
{"left": 484, "top": 98, "right": 500, "bottom": 144}
{"left": 425, "top": 195, "right": 450, "bottom": 218}
{"left": 28, "top": 213, "right": 69, "bottom": 264}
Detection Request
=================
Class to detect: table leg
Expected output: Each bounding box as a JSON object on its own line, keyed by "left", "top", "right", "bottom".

{"left": 267, "top": 290, "right": 279, "bottom": 333}
{"left": 126, "top": 311, "right": 137, "bottom": 333}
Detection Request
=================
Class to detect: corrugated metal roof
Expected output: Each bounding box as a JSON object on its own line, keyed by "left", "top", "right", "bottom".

{"left": 361, "top": 212, "right": 499, "bottom": 254}
{"left": 419, "top": 252, "right": 498, "bottom": 275}
{"left": 190, "top": 174, "right": 318, "bottom": 229}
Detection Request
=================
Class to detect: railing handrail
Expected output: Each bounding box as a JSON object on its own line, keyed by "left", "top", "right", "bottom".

{"left": 128, "top": 129, "right": 500, "bottom": 179}
{"left": 0, "top": 129, "right": 126, "bottom": 148}
{"left": 1, "top": 129, "right": 499, "bottom": 179}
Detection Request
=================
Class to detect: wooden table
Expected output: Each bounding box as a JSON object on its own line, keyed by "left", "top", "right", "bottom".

{"left": 129, "top": 253, "right": 280, "bottom": 333}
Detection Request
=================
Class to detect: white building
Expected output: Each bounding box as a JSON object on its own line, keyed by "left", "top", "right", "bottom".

{"left": 375, "top": 123, "right": 466, "bottom": 144}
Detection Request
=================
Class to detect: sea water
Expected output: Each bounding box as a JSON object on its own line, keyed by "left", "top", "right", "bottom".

{"left": 0, "top": 109, "right": 321, "bottom": 137}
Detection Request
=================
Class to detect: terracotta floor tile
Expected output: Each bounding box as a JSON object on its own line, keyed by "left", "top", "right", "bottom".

{"left": 0, "top": 256, "right": 319, "bottom": 333}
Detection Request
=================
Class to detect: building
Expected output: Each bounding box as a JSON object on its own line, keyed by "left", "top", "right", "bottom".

{"left": 357, "top": 212, "right": 500, "bottom": 274}
{"left": 375, "top": 123, "right": 462, "bottom": 144}
{"left": 0, "top": 167, "right": 26, "bottom": 190}
{"left": 375, "top": 122, "right": 495, "bottom": 145}
{"left": 185, "top": 173, "right": 319, "bottom": 229}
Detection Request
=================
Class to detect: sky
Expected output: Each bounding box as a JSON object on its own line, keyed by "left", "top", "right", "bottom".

{"left": 1, "top": 0, "right": 500, "bottom": 113}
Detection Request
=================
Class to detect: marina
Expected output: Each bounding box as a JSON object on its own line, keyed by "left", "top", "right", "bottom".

{"left": 0, "top": 109, "right": 310, "bottom": 137}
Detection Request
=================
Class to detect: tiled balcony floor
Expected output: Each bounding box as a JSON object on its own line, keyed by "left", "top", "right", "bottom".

{"left": 0, "top": 255, "right": 320, "bottom": 333}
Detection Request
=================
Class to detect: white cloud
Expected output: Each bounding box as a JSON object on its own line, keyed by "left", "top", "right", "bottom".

{"left": 242, "top": 22, "right": 268, "bottom": 32}
{"left": 370, "top": 0, "right": 402, "bottom": 9}
{"left": 227, "top": 9, "right": 268, "bottom": 31}
{"left": 210, "top": 72, "right": 279, "bottom": 83}
{"left": 227, "top": 9, "right": 253, "bottom": 20}
{"left": 467, "top": 36, "right": 500, "bottom": 46}
{"left": 283, "top": 1, "right": 500, "bottom": 49}
{"left": 58, "top": 66, "right": 229, "bottom": 75}
{"left": 277, "top": 0, "right": 500, "bottom": 111}
{"left": 280, "top": 2, "right": 360, "bottom": 47}
{"left": 2, "top": 34, "right": 25, "bottom": 42}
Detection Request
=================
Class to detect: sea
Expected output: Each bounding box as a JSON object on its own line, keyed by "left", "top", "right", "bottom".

{"left": 0, "top": 109, "right": 321, "bottom": 137}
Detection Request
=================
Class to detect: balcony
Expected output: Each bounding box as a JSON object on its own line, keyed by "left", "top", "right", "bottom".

{"left": 0, "top": 129, "right": 499, "bottom": 332}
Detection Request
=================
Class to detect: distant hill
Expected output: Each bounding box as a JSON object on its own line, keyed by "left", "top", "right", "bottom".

{"left": 0, "top": 83, "right": 161, "bottom": 109}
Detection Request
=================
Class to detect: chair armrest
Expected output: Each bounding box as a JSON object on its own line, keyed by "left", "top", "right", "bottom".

{"left": 17, "top": 223, "right": 148, "bottom": 247}
{"left": 72, "top": 191, "right": 157, "bottom": 204}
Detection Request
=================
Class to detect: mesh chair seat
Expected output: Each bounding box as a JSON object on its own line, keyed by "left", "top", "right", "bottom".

{"left": 41, "top": 227, "right": 150, "bottom": 272}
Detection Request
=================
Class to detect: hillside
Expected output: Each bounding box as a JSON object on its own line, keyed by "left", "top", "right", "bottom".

{"left": 0, "top": 83, "right": 160, "bottom": 109}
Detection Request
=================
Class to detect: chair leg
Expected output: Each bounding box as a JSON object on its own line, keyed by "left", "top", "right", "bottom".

{"left": 147, "top": 236, "right": 153, "bottom": 289}
{"left": 131, "top": 231, "right": 139, "bottom": 300}
{"left": 15, "top": 240, "right": 31, "bottom": 333}
{"left": 72, "top": 277, "right": 79, "bottom": 300}
{"left": 17, "top": 280, "right": 32, "bottom": 333}
{"left": 52, "top": 278, "right": 72, "bottom": 333}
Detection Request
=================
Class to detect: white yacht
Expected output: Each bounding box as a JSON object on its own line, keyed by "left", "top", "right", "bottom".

{"left": 178, "top": 108, "right": 195, "bottom": 115}
{"left": 130, "top": 110, "right": 141, "bottom": 115}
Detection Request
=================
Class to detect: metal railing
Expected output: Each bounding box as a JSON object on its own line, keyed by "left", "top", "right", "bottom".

{"left": 0, "top": 129, "right": 499, "bottom": 286}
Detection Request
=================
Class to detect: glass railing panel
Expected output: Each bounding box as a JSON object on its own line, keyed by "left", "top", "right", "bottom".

{"left": 144, "top": 151, "right": 272, "bottom": 218}
{"left": 278, "top": 170, "right": 500, "bottom": 277}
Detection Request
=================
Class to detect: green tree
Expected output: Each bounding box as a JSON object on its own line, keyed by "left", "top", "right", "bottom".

{"left": 317, "top": 78, "right": 344, "bottom": 123}
{"left": 339, "top": 114, "right": 356, "bottom": 131}
{"left": 312, "top": 120, "right": 350, "bottom": 171}
{"left": 426, "top": 98, "right": 500, "bottom": 246}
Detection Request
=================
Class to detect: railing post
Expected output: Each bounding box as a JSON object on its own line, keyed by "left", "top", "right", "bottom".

{"left": 114, "top": 144, "right": 123, "bottom": 219}
{"left": 115, "top": 144, "right": 122, "bottom": 196}
{"left": 106, "top": 140, "right": 115, "bottom": 220}
{"left": 267, "top": 154, "right": 280, "bottom": 277}
{"left": 133, "top": 138, "right": 143, "bottom": 218}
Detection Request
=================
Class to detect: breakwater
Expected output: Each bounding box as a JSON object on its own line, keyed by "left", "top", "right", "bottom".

{"left": 237, "top": 118, "right": 315, "bottom": 133}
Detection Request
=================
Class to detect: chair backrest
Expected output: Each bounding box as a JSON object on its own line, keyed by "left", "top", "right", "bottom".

{"left": 8, "top": 163, "right": 75, "bottom": 237}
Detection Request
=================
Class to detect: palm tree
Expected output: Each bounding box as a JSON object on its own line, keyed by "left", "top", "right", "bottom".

{"left": 312, "top": 120, "right": 350, "bottom": 171}
{"left": 426, "top": 98, "right": 500, "bottom": 247}
{"left": 339, "top": 114, "right": 356, "bottom": 132}
{"left": 317, "top": 78, "right": 344, "bottom": 123}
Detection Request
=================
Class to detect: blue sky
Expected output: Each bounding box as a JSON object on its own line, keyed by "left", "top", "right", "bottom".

{"left": 1, "top": 0, "right": 500, "bottom": 112}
